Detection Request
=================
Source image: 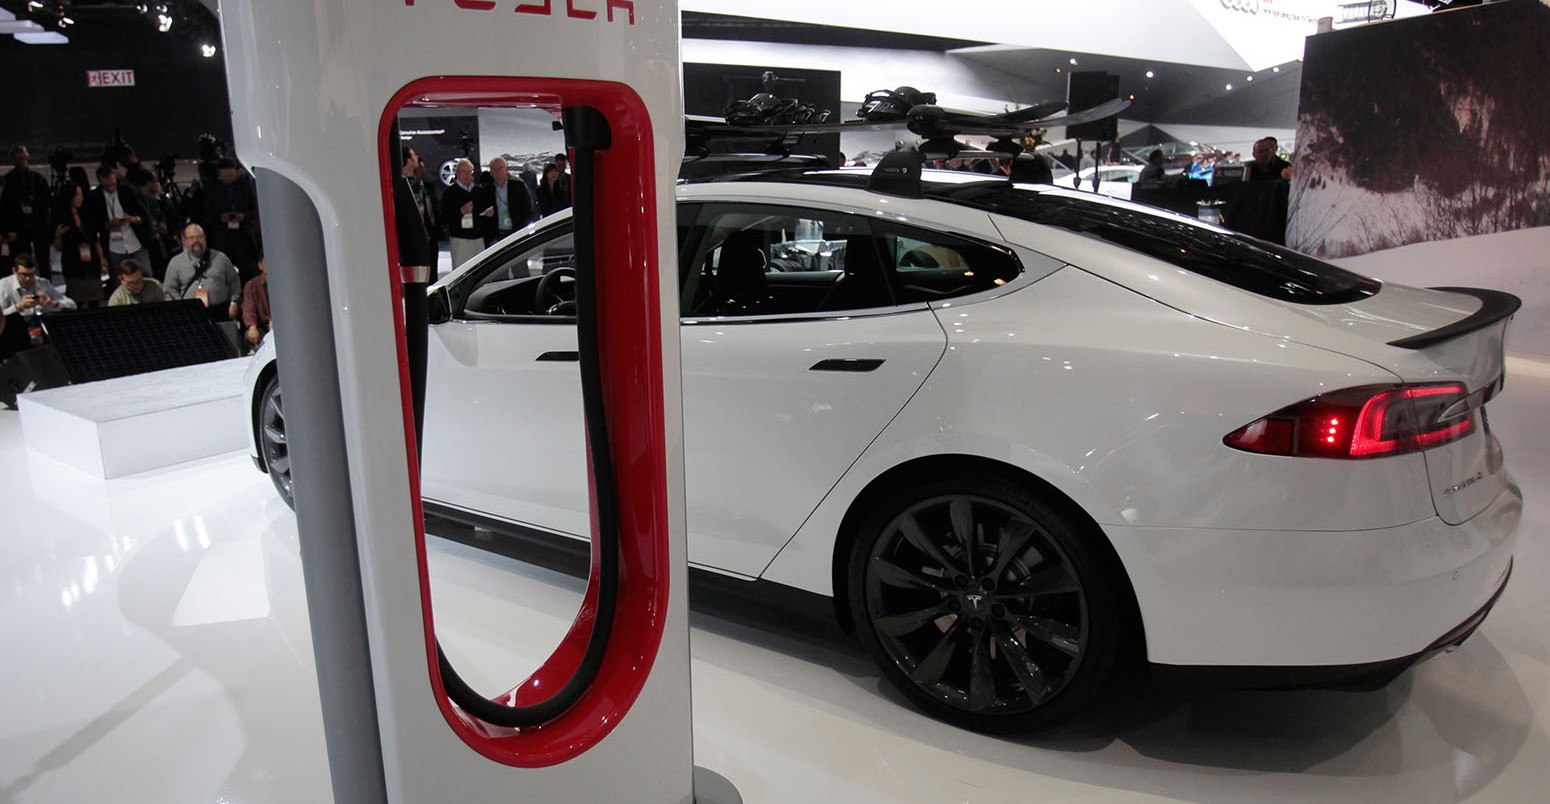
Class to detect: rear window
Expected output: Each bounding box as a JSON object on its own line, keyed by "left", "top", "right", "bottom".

{"left": 941, "top": 186, "right": 1379, "bottom": 305}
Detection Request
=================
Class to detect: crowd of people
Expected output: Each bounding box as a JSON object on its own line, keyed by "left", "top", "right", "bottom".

{"left": 0, "top": 142, "right": 272, "bottom": 362}
{"left": 394, "top": 148, "right": 572, "bottom": 276}
{"left": 1, "top": 139, "right": 575, "bottom": 368}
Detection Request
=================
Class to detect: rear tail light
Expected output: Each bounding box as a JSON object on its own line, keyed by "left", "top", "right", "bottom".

{"left": 1225, "top": 383, "right": 1474, "bottom": 459}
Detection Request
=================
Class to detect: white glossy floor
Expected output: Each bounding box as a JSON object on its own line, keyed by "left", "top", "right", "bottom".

{"left": 3, "top": 358, "right": 1548, "bottom": 803}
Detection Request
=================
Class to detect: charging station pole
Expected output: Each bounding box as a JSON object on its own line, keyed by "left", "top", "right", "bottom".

{"left": 218, "top": 2, "right": 722, "bottom": 800}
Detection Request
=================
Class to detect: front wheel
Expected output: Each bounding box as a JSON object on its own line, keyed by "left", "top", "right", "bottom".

{"left": 258, "top": 375, "right": 295, "bottom": 509}
{"left": 847, "top": 473, "right": 1122, "bottom": 733}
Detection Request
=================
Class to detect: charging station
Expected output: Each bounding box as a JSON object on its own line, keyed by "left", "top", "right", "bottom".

{"left": 216, "top": 1, "right": 718, "bottom": 800}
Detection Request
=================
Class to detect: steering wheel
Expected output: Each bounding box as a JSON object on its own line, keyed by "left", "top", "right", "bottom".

{"left": 535, "top": 267, "right": 577, "bottom": 315}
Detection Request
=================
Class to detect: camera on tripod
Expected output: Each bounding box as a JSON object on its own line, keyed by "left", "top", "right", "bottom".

{"left": 48, "top": 147, "right": 73, "bottom": 189}
{"left": 155, "top": 154, "right": 179, "bottom": 186}
{"left": 196, "top": 133, "right": 227, "bottom": 185}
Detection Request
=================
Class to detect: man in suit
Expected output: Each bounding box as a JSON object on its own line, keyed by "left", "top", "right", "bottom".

{"left": 201, "top": 159, "right": 262, "bottom": 285}
{"left": 394, "top": 147, "right": 438, "bottom": 278}
{"left": 0, "top": 146, "right": 52, "bottom": 274}
{"left": 82, "top": 164, "right": 151, "bottom": 285}
{"left": 440, "top": 158, "right": 482, "bottom": 270}
{"left": 474, "top": 157, "right": 535, "bottom": 248}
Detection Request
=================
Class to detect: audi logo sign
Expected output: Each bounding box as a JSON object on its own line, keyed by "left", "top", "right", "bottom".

{"left": 86, "top": 69, "right": 136, "bottom": 88}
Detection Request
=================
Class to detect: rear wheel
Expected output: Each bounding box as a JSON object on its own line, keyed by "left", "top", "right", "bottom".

{"left": 847, "top": 473, "right": 1120, "bottom": 733}
{"left": 258, "top": 375, "right": 294, "bottom": 508}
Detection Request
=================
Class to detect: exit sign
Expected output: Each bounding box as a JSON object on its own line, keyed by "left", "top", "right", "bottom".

{"left": 86, "top": 69, "right": 136, "bottom": 88}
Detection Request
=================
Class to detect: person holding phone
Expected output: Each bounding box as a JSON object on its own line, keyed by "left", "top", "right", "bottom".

{"left": 0, "top": 253, "right": 75, "bottom": 357}
{"left": 52, "top": 183, "right": 105, "bottom": 308}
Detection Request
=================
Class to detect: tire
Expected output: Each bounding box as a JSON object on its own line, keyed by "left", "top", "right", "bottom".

{"left": 257, "top": 375, "right": 295, "bottom": 509}
{"left": 846, "top": 473, "right": 1121, "bottom": 733}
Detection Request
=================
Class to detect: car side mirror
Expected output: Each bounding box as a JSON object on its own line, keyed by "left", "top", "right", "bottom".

{"left": 427, "top": 284, "right": 451, "bottom": 324}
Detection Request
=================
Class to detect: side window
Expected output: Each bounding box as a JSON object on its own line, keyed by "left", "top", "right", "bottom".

{"left": 680, "top": 204, "right": 893, "bottom": 317}
{"left": 460, "top": 228, "right": 577, "bottom": 318}
{"left": 872, "top": 221, "right": 1023, "bottom": 304}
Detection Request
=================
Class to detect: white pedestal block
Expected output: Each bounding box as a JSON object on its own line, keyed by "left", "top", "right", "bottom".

{"left": 17, "top": 358, "right": 251, "bottom": 478}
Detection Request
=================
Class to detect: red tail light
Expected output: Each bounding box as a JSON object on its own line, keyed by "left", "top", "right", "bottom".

{"left": 1225, "top": 383, "right": 1474, "bottom": 459}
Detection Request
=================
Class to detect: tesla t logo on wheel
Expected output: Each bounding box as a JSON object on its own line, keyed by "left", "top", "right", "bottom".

{"left": 405, "top": 0, "right": 636, "bottom": 24}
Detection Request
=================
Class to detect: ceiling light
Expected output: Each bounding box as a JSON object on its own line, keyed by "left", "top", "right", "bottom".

{"left": 1225, "top": 83, "right": 1233, "bottom": 90}
{"left": 1246, "top": 75, "right": 1254, "bottom": 82}
{"left": 200, "top": 42, "right": 217, "bottom": 58}
{"left": 1145, "top": 70, "right": 1155, "bottom": 79}
{"left": 1055, "top": 67, "right": 1062, "bottom": 73}
{"left": 59, "top": 16, "right": 73, "bottom": 26}
{"left": 1128, "top": 94, "right": 1135, "bottom": 100}
{"left": 1069, "top": 58, "right": 1078, "bottom": 65}
{"left": 1272, "top": 66, "right": 1281, "bottom": 73}
{"left": 27, "top": 0, "right": 43, "bottom": 9}
{"left": 157, "top": 13, "right": 172, "bottom": 32}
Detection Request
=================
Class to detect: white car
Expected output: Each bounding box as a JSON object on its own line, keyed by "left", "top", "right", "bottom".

{"left": 246, "top": 168, "right": 1520, "bottom": 733}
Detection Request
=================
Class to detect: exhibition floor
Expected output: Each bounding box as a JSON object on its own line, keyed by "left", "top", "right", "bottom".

{"left": 2, "top": 359, "right": 1548, "bottom": 803}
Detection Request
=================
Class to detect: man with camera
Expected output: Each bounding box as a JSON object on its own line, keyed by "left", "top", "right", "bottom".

{"left": 163, "top": 223, "right": 241, "bottom": 322}
{"left": 0, "top": 253, "right": 75, "bottom": 359}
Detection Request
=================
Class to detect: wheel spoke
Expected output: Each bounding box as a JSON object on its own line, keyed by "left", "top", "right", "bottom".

{"left": 988, "top": 519, "right": 1037, "bottom": 579}
{"left": 269, "top": 454, "right": 290, "bottom": 475}
{"left": 872, "top": 556, "right": 954, "bottom": 593}
{"left": 908, "top": 619, "right": 964, "bottom": 686}
{"left": 875, "top": 603, "right": 952, "bottom": 636}
{"left": 895, "top": 510, "right": 964, "bottom": 575}
{"left": 1006, "top": 612, "right": 1081, "bottom": 658}
{"left": 263, "top": 423, "right": 287, "bottom": 445}
{"left": 993, "top": 623, "right": 1049, "bottom": 702}
{"left": 949, "top": 496, "right": 978, "bottom": 571}
{"left": 967, "top": 627, "right": 996, "bottom": 711}
{"left": 999, "top": 562, "right": 1080, "bottom": 599}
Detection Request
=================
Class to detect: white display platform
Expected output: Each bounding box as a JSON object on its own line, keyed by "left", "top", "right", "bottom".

{"left": 17, "top": 358, "right": 251, "bottom": 478}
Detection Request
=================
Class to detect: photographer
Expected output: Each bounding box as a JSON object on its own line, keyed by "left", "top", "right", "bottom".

{"left": 164, "top": 223, "right": 241, "bottom": 322}
{"left": 0, "top": 253, "right": 75, "bottom": 359}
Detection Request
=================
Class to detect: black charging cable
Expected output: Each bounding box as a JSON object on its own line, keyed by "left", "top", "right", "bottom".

{"left": 422, "top": 106, "right": 619, "bottom": 728}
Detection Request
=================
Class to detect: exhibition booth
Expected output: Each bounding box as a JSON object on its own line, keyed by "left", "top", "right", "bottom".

{"left": 1, "top": 2, "right": 1547, "bottom": 802}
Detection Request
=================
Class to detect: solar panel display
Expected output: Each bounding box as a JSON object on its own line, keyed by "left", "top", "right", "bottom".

{"left": 40, "top": 300, "right": 238, "bottom": 384}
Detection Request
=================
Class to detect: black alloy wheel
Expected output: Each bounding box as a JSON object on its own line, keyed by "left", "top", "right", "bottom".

{"left": 848, "top": 474, "right": 1120, "bottom": 733}
{"left": 258, "top": 375, "right": 295, "bottom": 508}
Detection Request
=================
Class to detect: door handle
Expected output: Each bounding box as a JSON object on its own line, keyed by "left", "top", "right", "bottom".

{"left": 537, "top": 351, "right": 580, "bottom": 362}
{"left": 810, "top": 358, "right": 884, "bottom": 373}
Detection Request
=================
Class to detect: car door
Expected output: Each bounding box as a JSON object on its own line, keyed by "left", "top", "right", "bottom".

{"left": 420, "top": 227, "right": 591, "bottom": 537}
{"left": 677, "top": 202, "right": 947, "bottom": 576}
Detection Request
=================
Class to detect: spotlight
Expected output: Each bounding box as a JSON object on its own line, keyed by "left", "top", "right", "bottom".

{"left": 1069, "top": 58, "right": 1078, "bottom": 65}
{"left": 157, "top": 13, "right": 172, "bottom": 32}
{"left": 1246, "top": 75, "right": 1254, "bottom": 82}
{"left": 1145, "top": 70, "right": 1155, "bottom": 79}
{"left": 1225, "top": 83, "right": 1233, "bottom": 90}
{"left": 1272, "top": 66, "right": 1281, "bottom": 73}
{"left": 27, "top": 1, "right": 43, "bottom": 9}
{"left": 59, "top": 16, "right": 73, "bottom": 27}
{"left": 136, "top": 3, "right": 148, "bottom": 12}
{"left": 200, "top": 42, "right": 216, "bottom": 58}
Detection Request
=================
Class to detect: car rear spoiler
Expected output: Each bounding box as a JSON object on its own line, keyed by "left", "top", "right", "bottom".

{"left": 1386, "top": 287, "right": 1521, "bottom": 350}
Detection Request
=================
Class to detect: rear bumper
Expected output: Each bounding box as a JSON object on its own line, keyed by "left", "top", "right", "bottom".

{"left": 1109, "top": 477, "right": 1521, "bottom": 667}
{"left": 1151, "top": 558, "right": 1511, "bottom": 691}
